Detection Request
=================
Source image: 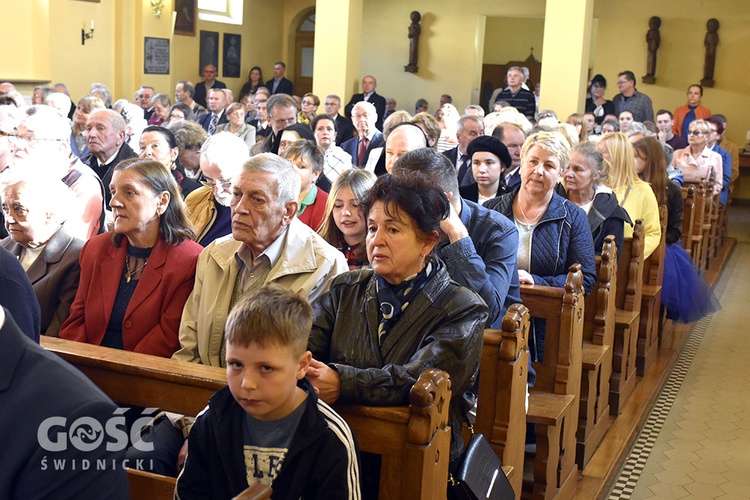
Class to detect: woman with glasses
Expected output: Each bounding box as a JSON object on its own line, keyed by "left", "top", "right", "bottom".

{"left": 669, "top": 119, "right": 722, "bottom": 196}
{"left": 216, "top": 102, "right": 256, "bottom": 151}
{"left": 298, "top": 93, "right": 320, "bottom": 125}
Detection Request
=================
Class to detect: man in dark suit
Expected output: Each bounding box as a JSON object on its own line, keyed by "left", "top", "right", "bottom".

{"left": 84, "top": 109, "right": 138, "bottom": 205}
{"left": 248, "top": 97, "right": 271, "bottom": 139}
{"left": 0, "top": 306, "right": 130, "bottom": 499}
{"left": 491, "top": 122, "right": 526, "bottom": 194}
{"left": 341, "top": 101, "right": 384, "bottom": 171}
{"left": 324, "top": 94, "right": 355, "bottom": 146}
{"left": 442, "top": 115, "right": 484, "bottom": 187}
{"left": 194, "top": 64, "right": 227, "bottom": 109}
{"left": 136, "top": 86, "right": 155, "bottom": 122}
{"left": 344, "top": 75, "right": 387, "bottom": 131}
{"left": 198, "top": 88, "right": 230, "bottom": 135}
{"left": 250, "top": 94, "right": 298, "bottom": 156}
{"left": 265, "top": 61, "right": 294, "bottom": 95}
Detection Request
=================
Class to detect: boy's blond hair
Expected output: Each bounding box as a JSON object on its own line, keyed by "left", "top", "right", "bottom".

{"left": 225, "top": 284, "right": 312, "bottom": 357}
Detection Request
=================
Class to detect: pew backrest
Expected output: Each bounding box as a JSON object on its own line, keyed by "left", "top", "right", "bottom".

{"left": 475, "top": 303, "right": 530, "bottom": 498}
{"left": 41, "top": 337, "right": 453, "bottom": 500}
{"left": 616, "top": 219, "right": 644, "bottom": 312}
{"left": 586, "top": 236, "right": 618, "bottom": 347}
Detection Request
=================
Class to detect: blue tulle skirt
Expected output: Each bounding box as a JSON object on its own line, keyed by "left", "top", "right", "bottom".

{"left": 661, "top": 244, "right": 721, "bottom": 323}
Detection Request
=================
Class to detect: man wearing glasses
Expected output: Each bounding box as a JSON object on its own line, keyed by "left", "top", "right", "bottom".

{"left": 250, "top": 94, "right": 298, "bottom": 155}
{"left": 185, "top": 132, "right": 249, "bottom": 246}
{"left": 341, "top": 101, "right": 384, "bottom": 171}
{"left": 8, "top": 106, "right": 105, "bottom": 240}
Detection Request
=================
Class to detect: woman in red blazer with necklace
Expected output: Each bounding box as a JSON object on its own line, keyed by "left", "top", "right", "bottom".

{"left": 60, "top": 158, "right": 201, "bottom": 357}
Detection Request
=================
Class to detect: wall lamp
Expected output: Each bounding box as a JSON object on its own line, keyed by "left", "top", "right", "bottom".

{"left": 151, "top": 0, "right": 166, "bottom": 19}
{"left": 81, "top": 20, "right": 94, "bottom": 45}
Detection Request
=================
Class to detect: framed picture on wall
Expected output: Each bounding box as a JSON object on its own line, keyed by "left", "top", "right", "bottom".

{"left": 144, "top": 37, "right": 170, "bottom": 75}
{"left": 223, "top": 34, "right": 241, "bottom": 78}
{"left": 174, "top": 0, "right": 197, "bottom": 36}
{"left": 199, "top": 31, "right": 219, "bottom": 73}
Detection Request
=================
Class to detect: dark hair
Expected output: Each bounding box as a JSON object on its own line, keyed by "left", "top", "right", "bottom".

{"left": 111, "top": 158, "right": 195, "bottom": 245}
{"left": 590, "top": 74, "right": 607, "bottom": 89}
{"left": 618, "top": 70, "right": 636, "bottom": 83}
{"left": 633, "top": 136, "right": 668, "bottom": 205}
{"left": 706, "top": 116, "right": 724, "bottom": 136}
{"left": 248, "top": 66, "right": 264, "bottom": 83}
{"left": 169, "top": 102, "right": 195, "bottom": 122}
{"left": 283, "top": 140, "right": 324, "bottom": 174}
{"left": 392, "top": 148, "right": 459, "bottom": 198}
{"left": 141, "top": 125, "right": 183, "bottom": 171}
{"left": 688, "top": 83, "right": 704, "bottom": 96}
{"left": 274, "top": 61, "right": 287, "bottom": 69}
{"left": 655, "top": 109, "right": 673, "bottom": 120}
{"left": 178, "top": 81, "right": 196, "bottom": 99}
{"left": 225, "top": 284, "right": 312, "bottom": 357}
{"left": 310, "top": 113, "right": 337, "bottom": 133}
{"left": 361, "top": 173, "right": 449, "bottom": 241}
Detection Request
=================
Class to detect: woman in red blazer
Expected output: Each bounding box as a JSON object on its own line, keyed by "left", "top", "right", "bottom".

{"left": 60, "top": 158, "right": 202, "bottom": 357}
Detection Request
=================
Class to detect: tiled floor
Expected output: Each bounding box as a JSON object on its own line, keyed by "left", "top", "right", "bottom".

{"left": 614, "top": 205, "right": 750, "bottom": 500}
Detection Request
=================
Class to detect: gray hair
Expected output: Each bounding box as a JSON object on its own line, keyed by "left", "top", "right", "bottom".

{"left": 23, "top": 105, "right": 71, "bottom": 141}
{"left": 628, "top": 122, "right": 648, "bottom": 136}
{"left": 200, "top": 132, "right": 249, "bottom": 177}
{"left": 267, "top": 94, "right": 297, "bottom": 117}
{"left": 352, "top": 101, "right": 377, "bottom": 120}
{"left": 241, "top": 153, "right": 300, "bottom": 206}
{"left": 456, "top": 114, "right": 484, "bottom": 134}
{"left": 570, "top": 140, "right": 608, "bottom": 188}
{"left": 464, "top": 104, "right": 485, "bottom": 118}
{"left": 2, "top": 176, "right": 74, "bottom": 225}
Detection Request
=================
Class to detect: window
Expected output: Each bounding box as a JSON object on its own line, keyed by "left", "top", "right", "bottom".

{"left": 198, "top": 0, "right": 243, "bottom": 25}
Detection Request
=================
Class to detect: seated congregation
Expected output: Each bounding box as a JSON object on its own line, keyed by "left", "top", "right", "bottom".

{"left": 0, "top": 66, "right": 729, "bottom": 499}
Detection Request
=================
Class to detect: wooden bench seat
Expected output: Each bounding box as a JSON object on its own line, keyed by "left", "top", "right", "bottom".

{"left": 637, "top": 205, "right": 667, "bottom": 376}
{"left": 576, "top": 235, "right": 617, "bottom": 469}
{"left": 519, "top": 265, "right": 585, "bottom": 500}
{"left": 40, "top": 337, "right": 453, "bottom": 500}
{"left": 475, "top": 303, "right": 531, "bottom": 498}
{"left": 610, "top": 220, "right": 644, "bottom": 416}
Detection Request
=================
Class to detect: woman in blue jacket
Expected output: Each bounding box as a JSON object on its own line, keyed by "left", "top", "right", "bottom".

{"left": 484, "top": 131, "right": 596, "bottom": 362}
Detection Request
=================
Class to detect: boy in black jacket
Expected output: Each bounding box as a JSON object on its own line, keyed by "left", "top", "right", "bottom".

{"left": 176, "top": 285, "right": 361, "bottom": 499}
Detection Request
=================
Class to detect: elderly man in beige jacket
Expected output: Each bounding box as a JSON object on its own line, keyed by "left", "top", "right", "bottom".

{"left": 173, "top": 153, "right": 348, "bottom": 367}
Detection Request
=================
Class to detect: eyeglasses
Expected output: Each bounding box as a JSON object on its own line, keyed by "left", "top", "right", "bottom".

{"left": 1, "top": 203, "right": 29, "bottom": 218}
{"left": 688, "top": 130, "right": 704, "bottom": 136}
{"left": 2, "top": 128, "right": 67, "bottom": 145}
{"left": 272, "top": 116, "right": 297, "bottom": 127}
{"left": 202, "top": 176, "right": 233, "bottom": 191}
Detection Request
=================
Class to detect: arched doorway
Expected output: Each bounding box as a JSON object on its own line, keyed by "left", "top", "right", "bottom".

{"left": 294, "top": 9, "right": 315, "bottom": 97}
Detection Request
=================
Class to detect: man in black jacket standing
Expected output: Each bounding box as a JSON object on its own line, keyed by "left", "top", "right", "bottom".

{"left": 344, "top": 75, "right": 387, "bottom": 131}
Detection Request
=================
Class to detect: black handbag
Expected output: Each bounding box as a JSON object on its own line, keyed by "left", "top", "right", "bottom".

{"left": 448, "top": 432, "right": 515, "bottom": 500}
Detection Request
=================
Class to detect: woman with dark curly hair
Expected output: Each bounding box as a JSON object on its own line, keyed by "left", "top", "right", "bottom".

{"left": 308, "top": 172, "right": 488, "bottom": 471}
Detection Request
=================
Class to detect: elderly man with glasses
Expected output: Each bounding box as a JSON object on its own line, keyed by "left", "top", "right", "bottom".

{"left": 184, "top": 132, "right": 250, "bottom": 247}
{"left": 7, "top": 105, "right": 105, "bottom": 240}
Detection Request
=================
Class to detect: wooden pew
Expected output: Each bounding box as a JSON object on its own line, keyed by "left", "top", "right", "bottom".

{"left": 475, "top": 303, "right": 531, "bottom": 499}
{"left": 680, "top": 185, "right": 696, "bottom": 259}
{"left": 637, "top": 205, "right": 667, "bottom": 376}
{"left": 40, "top": 337, "right": 452, "bottom": 500}
{"left": 609, "top": 220, "right": 644, "bottom": 416}
{"left": 684, "top": 181, "right": 707, "bottom": 271}
{"left": 520, "top": 265, "right": 585, "bottom": 500}
{"left": 576, "top": 235, "right": 617, "bottom": 469}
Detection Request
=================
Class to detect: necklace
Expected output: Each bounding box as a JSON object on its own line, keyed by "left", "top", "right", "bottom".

{"left": 125, "top": 257, "right": 148, "bottom": 283}
{"left": 517, "top": 199, "right": 544, "bottom": 228}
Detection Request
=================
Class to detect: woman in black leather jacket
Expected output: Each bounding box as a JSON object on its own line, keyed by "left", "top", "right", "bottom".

{"left": 306, "top": 173, "right": 488, "bottom": 465}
